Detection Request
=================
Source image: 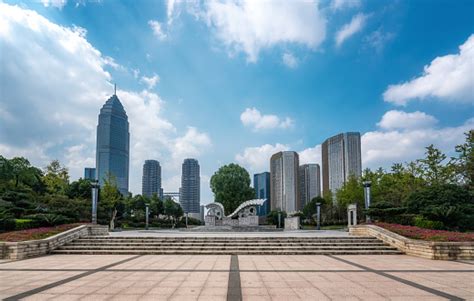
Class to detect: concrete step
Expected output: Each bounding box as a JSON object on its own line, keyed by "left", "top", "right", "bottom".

{"left": 58, "top": 245, "right": 397, "bottom": 251}
{"left": 52, "top": 249, "right": 403, "bottom": 255}
{"left": 65, "top": 241, "right": 386, "bottom": 246}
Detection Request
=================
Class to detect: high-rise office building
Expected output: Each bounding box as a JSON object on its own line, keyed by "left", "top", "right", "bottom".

{"left": 96, "top": 91, "right": 130, "bottom": 195}
{"left": 180, "top": 158, "right": 200, "bottom": 214}
{"left": 84, "top": 168, "right": 96, "bottom": 181}
{"left": 298, "top": 164, "right": 321, "bottom": 210}
{"left": 142, "top": 160, "right": 162, "bottom": 199}
{"left": 270, "top": 151, "right": 299, "bottom": 213}
{"left": 322, "top": 132, "right": 362, "bottom": 197}
{"left": 253, "top": 172, "right": 270, "bottom": 216}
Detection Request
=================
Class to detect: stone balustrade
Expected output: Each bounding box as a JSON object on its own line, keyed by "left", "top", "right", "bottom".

{"left": 0, "top": 224, "right": 109, "bottom": 260}
{"left": 350, "top": 224, "right": 474, "bottom": 260}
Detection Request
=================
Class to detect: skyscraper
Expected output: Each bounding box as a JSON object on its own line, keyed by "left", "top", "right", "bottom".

{"left": 84, "top": 167, "right": 96, "bottom": 181}
{"left": 298, "top": 164, "right": 321, "bottom": 210}
{"left": 96, "top": 91, "right": 130, "bottom": 195}
{"left": 270, "top": 151, "right": 299, "bottom": 213}
{"left": 254, "top": 172, "right": 270, "bottom": 216}
{"left": 322, "top": 132, "right": 362, "bottom": 197}
{"left": 142, "top": 160, "right": 162, "bottom": 199}
{"left": 180, "top": 158, "right": 200, "bottom": 214}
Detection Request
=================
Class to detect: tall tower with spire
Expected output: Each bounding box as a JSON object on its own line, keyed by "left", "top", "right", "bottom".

{"left": 96, "top": 87, "right": 130, "bottom": 195}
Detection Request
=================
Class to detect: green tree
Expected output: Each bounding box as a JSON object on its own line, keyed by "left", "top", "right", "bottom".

{"left": 163, "top": 198, "right": 183, "bottom": 228}
{"left": 453, "top": 130, "right": 474, "bottom": 191}
{"left": 100, "top": 173, "right": 122, "bottom": 230}
{"left": 210, "top": 163, "right": 255, "bottom": 215}
{"left": 43, "top": 160, "right": 69, "bottom": 194}
{"left": 66, "top": 178, "right": 92, "bottom": 199}
{"left": 150, "top": 193, "right": 163, "bottom": 218}
{"left": 417, "top": 145, "right": 456, "bottom": 185}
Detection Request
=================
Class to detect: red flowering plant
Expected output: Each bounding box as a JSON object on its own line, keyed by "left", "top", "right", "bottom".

{"left": 375, "top": 222, "right": 474, "bottom": 242}
{"left": 0, "top": 223, "right": 83, "bottom": 242}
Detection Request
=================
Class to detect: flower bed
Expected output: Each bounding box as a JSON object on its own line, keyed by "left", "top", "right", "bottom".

{"left": 375, "top": 222, "right": 474, "bottom": 242}
{"left": 0, "top": 223, "right": 83, "bottom": 242}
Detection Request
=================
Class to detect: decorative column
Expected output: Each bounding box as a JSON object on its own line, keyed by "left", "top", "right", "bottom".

{"left": 91, "top": 181, "right": 99, "bottom": 224}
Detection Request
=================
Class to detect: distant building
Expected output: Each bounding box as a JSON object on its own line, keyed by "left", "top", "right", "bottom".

{"left": 270, "top": 151, "right": 299, "bottom": 213}
{"left": 142, "top": 160, "right": 162, "bottom": 199}
{"left": 254, "top": 172, "right": 270, "bottom": 216}
{"left": 298, "top": 164, "right": 321, "bottom": 210}
{"left": 84, "top": 168, "right": 96, "bottom": 181}
{"left": 180, "top": 158, "right": 200, "bottom": 214}
{"left": 322, "top": 132, "right": 362, "bottom": 197}
{"left": 96, "top": 91, "right": 130, "bottom": 195}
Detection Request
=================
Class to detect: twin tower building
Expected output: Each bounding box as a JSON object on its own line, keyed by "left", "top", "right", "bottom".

{"left": 93, "top": 91, "right": 361, "bottom": 215}
{"left": 94, "top": 91, "right": 200, "bottom": 214}
{"left": 269, "top": 132, "right": 362, "bottom": 213}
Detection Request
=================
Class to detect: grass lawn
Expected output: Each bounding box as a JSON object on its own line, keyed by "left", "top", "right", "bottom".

{"left": 0, "top": 223, "right": 83, "bottom": 242}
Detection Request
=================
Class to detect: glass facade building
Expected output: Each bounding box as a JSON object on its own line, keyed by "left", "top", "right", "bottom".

{"left": 142, "top": 160, "right": 162, "bottom": 199}
{"left": 298, "top": 164, "right": 321, "bottom": 210}
{"left": 84, "top": 168, "right": 96, "bottom": 181}
{"left": 96, "top": 94, "right": 130, "bottom": 196}
{"left": 253, "top": 172, "right": 270, "bottom": 216}
{"left": 180, "top": 158, "right": 200, "bottom": 213}
{"left": 270, "top": 151, "right": 299, "bottom": 213}
{"left": 322, "top": 132, "right": 361, "bottom": 197}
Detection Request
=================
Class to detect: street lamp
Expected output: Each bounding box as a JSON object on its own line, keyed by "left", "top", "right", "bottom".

{"left": 363, "top": 181, "right": 372, "bottom": 223}
{"left": 91, "top": 180, "right": 99, "bottom": 224}
{"left": 316, "top": 203, "right": 321, "bottom": 230}
{"left": 145, "top": 204, "right": 149, "bottom": 230}
{"left": 278, "top": 212, "right": 281, "bottom": 228}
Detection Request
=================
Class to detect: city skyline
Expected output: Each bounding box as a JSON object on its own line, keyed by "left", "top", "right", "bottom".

{"left": 0, "top": 1, "right": 472, "bottom": 203}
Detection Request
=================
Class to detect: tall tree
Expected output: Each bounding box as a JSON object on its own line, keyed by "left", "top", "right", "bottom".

{"left": 43, "top": 160, "right": 69, "bottom": 194}
{"left": 210, "top": 163, "right": 255, "bottom": 215}
{"left": 417, "top": 145, "right": 456, "bottom": 186}
{"left": 100, "top": 173, "right": 122, "bottom": 230}
{"left": 453, "top": 130, "right": 474, "bottom": 191}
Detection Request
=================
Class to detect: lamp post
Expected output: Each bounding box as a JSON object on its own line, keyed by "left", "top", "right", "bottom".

{"left": 363, "top": 181, "right": 372, "bottom": 223}
{"left": 145, "top": 204, "right": 149, "bottom": 230}
{"left": 91, "top": 180, "right": 99, "bottom": 224}
{"left": 278, "top": 212, "right": 281, "bottom": 228}
{"left": 316, "top": 203, "right": 321, "bottom": 230}
{"left": 185, "top": 212, "right": 188, "bottom": 228}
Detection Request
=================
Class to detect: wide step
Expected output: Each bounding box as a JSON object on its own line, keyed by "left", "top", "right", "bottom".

{"left": 53, "top": 235, "right": 403, "bottom": 255}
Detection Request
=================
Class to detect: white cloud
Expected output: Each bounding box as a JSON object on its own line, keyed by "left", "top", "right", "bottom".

{"left": 377, "top": 110, "right": 438, "bottom": 130}
{"left": 363, "top": 116, "right": 473, "bottom": 169}
{"left": 384, "top": 34, "right": 474, "bottom": 106}
{"left": 240, "top": 108, "right": 294, "bottom": 131}
{"left": 0, "top": 3, "right": 210, "bottom": 195}
{"left": 41, "top": 0, "right": 67, "bottom": 9}
{"left": 365, "top": 28, "right": 394, "bottom": 53}
{"left": 335, "top": 13, "right": 368, "bottom": 48}
{"left": 282, "top": 52, "right": 298, "bottom": 68}
{"left": 235, "top": 143, "right": 289, "bottom": 173}
{"left": 148, "top": 20, "right": 167, "bottom": 40}
{"left": 330, "top": 0, "right": 361, "bottom": 11}
{"left": 299, "top": 145, "right": 322, "bottom": 166}
{"left": 199, "top": 0, "right": 326, "bottom": 62}
{"left": 140, "top": 73, "right": 160, "bottom": 89}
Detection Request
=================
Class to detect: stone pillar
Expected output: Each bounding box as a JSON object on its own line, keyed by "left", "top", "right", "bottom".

{"left": 347, "top": 204, "right": 357, "bottom": 227}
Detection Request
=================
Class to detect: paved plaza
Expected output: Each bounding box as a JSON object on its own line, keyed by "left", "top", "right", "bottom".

{"left": 0, "top": 254, "right": 473, "bottom": 300}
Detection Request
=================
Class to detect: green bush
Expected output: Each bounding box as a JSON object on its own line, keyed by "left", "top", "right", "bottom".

{"left": 14, "top": 219, "right": 38, "bottom": 230}
{"left": 267, "top": 210, "right": 287, "bottom": 227}
{"left": 413, "top": 216, "right": 444, "bottom": 230}
{"left": 24, "top": 213, "right": 70, "bottom": 226}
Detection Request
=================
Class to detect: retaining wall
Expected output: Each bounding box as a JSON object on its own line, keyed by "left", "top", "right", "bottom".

{"left": 0, "top": 224, "right": 109, "bottom": 260}
{"left": 350, "top": 224, "right": 474, "bottom": 260}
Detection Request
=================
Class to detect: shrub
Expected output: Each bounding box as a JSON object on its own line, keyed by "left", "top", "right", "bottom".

{"left": 413, "top": 216, "right": 444, "bottom": 230}
{"left": 24, "top": 213, "right": 70, "bottom": 227}
{"left": 14, "top": 219, "right": 39, "bottom": 230}
{"left": 376, "top": 222, "right": 474, "bottom": 242}
{"left": 267, "top": 210, "right": 287, "bottom": 227}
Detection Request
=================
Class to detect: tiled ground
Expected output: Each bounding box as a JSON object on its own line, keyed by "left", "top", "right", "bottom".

{"left": 0, "top": 255, "right": 472, "bottom": 300}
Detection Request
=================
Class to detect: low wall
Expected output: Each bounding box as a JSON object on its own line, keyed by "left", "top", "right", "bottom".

{"left": 350, "top": 224, "right": 474, "bottom": 260}
{"left": 1, "top": 224, "right": 108, "bottom": 260}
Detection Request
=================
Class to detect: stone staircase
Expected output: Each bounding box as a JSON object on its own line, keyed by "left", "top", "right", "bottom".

{"left": 52, "top": 236, "right": 403, "bottom": 255}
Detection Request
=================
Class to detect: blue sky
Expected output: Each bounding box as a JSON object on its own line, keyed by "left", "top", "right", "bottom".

{"left": 0, "top": 0, "right": 473, "bottom": 202}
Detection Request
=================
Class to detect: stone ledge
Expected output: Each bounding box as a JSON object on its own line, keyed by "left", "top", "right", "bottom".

{"left": 0, "top": 224, "right": 109, "bottom": 260}
{"left": 349, "top": 224, "right": 474, "bottom": 260}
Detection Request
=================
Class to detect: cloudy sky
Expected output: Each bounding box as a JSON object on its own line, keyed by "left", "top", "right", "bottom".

{"left": 0, "top": 0, "right": 473, "bottom": 203}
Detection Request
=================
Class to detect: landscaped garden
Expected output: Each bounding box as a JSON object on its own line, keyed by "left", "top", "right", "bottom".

{"left": 375, "top": 222, "right": 474, "bottom": 242}
{"left": 0, "top": 223, "right": 83, "bottom": 242}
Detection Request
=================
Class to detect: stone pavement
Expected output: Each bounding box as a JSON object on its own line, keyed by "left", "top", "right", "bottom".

{"left": 0, "top": 255, "right": 472, "bottom": 300}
